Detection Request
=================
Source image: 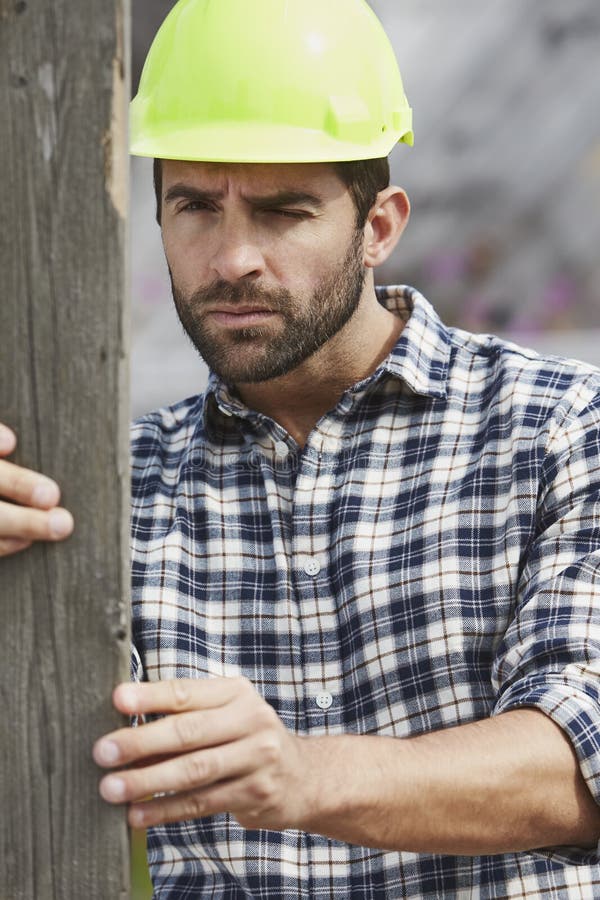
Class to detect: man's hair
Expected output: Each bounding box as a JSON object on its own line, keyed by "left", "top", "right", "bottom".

{"left": 152, "top": 157, "right": 390, "bottom": 229}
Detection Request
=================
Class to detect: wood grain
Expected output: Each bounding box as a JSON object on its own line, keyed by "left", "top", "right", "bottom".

{"left": 0, "top": 1, "right": 131, "bottom": 896}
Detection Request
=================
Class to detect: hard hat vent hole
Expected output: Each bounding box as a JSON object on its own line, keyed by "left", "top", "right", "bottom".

{"left": 382, "top": 125, "right": 387, "bottom": 133}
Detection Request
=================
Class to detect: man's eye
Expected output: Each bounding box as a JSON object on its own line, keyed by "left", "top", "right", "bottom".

{"left": 268, "top": 209, "right": 306, "bottom": 220}
{"left": 180, "top": 201, "right": 213, "bottom": 213}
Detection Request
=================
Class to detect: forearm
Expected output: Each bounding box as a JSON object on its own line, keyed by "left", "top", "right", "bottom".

{"left": 298, "top": 708, "right": 600, "bottom": 855}
{"left": 94, "top": 681, "right": 600, "bottom": 848}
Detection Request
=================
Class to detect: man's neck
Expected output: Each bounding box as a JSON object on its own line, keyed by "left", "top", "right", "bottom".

{"left": 234, "top": 294, "right": 405, "bottom": 449}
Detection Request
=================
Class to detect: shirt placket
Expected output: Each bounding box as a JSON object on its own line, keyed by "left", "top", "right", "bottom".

{"left": 291, "top": 420, "right": 353, "bottom": 897}
{"left": 291, "top": 428, "right": 344, "bottom": 733}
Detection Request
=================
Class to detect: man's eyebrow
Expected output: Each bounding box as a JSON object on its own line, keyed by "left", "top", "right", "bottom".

{"left": 247, "top": 190, "right": 325, "bottom": 210}
{"left": 163, "top": 184, "right": 324, "bottom": 210}
{"left": 163, "top": 184, "right": 224, "bottom": 205}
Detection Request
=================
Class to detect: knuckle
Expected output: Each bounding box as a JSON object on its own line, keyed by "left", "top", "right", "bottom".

{"left": 169, "top": 679, "right": 192, "bottom": 710}
{"left": 8, "top": 468, "right": 36, "bottom": 503}
{"left": 255, "top": 702, "right": 278, "bottom": 729}
{"left": 182, "top": 791, "right": 207, "bottom": 821}
{"left": 234, "top": 675, "right": 253, "bottom": 695}
{"left": 0, "top": 502, "right": 34, "bottom": 541}
{"left": 0, "top": 538, "right": 30, "bottom": 558}
{"left": 5, "top": 467, "right": 24, "bottom": 496}
{"left": 257, "top": 734, "right": 281, "bottom": 766}
{"left": 172, "top": 713, "right": 203, "bottom": 750}
{"left": 184, "top": 752, "right": 210, "bottom": 786}
{"left": 1, "top": 504, "right": 44, "bottom": 541}
{"left": 184, "top": 750, "right": 223, "bottom": 789}
{"left": 249, "top": 773, "right": 275, "bottom": 805}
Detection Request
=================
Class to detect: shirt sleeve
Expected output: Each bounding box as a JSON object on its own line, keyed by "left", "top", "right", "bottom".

{"left": 491, "top": 377, "right": 600, "bottom": 863}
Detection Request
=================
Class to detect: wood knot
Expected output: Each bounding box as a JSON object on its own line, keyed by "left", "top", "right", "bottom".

{"left": 9, "top": 73, "right": 28, "bottom": 89}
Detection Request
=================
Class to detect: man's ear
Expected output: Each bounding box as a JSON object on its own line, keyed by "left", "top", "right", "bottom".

{"left": 363, "top": 187, "right": 410, "bottom": 269}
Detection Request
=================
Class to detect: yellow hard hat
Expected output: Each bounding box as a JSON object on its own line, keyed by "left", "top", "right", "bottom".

{"left": 130, "top": 0, "right": 413, "bottom": 163}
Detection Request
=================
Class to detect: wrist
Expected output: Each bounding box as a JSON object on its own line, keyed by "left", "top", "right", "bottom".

{"left": 291, "top": 734, "right": 397, "bottom": 838}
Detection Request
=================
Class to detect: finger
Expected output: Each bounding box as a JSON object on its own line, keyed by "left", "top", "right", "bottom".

{"left": 0, "top": 458, "right": 61, "bottom": 509}
{"left": 111, "top": 676, "right": 253, "bottom": 717}
{"left": 0, "top": 499, "right": 74, "bottom": 542}
{"left": 128, "top": 779, "right": 239, "bottom": 829}
{"left": 0, "top": 425, "right": 16, "bottom": 456}
{"left": 0, "top": 538, "right": 33, "bottom": 558}
{"left": 99, "top": 734, "right": 260, "bottom": 806}
{"left": 94, "top": 702, "right": 251, "bottom": 768}
{"left": 127, "top": 770, "right": 269, "bottom": 830}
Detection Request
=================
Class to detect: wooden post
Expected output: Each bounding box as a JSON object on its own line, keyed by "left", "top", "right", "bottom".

{"left": 0, "top": 1, "right": 131, "bottom": 897}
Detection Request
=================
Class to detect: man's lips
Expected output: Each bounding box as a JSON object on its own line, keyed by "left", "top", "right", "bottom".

{"left": 206, "top": 305, "right": 278, "bottom": 327}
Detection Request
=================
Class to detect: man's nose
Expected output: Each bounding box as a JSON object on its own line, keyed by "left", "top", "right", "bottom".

{"left": 209, "top": 220, "right": 266, "bottom": 283}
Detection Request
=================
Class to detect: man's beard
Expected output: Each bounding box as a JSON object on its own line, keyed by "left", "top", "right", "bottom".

{"left": 170, "top": 229, "right": 366, "bottom": 385}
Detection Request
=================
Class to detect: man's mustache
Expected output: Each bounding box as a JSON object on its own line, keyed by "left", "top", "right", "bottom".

{"left": 192, "top": 280, "right": 293, "bottom": 312}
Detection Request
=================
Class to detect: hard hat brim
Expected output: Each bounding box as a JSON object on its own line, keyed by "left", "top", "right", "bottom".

{"left": 129, "top": 119, "right": 414, "bottom": 164}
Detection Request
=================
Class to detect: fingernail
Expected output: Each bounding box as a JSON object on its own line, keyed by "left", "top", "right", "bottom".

{"left": 32, "top": 481, "right": 59, "bottom": 508}
{"left": 130, "top": 807, "right": 146, "bottom": 828}
{"left": 48, "top": 508, "right": 74, "bottom": 538}
{"left": 0, "top": 426, "right": 15, "bottom": 451}
{"left": 100, "top": 775, "right": 126, "bottom": 802}
{"left": 94, "top": 739, "right": 121, "bottom": 766}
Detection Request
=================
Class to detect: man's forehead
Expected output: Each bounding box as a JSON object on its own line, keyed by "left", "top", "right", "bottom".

{"left": 161, "top": 158, "right": 345, "bottom": 197}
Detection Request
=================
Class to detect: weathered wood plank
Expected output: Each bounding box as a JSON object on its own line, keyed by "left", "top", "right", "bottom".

{"left": 0, "top": 1, "right": 131, "bottom": 897}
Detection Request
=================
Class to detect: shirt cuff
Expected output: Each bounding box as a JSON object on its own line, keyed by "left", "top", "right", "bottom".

{"left": 131, "top": 641, "right": 144, "bottom": 683}
{"left": 130, "top": 642, "right": 145, "bottom": 726}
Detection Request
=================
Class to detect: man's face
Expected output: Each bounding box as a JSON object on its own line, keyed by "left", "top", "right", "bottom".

{"left": 160, "top": 160, "right": 367, "bottom": 384}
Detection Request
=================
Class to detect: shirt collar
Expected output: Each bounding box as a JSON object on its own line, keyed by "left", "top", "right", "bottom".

{"left": 203, "top": 285, "right": 450, "bottom": 429}
{"left": 376, "top": 285, "right": 450, "bottom": 400}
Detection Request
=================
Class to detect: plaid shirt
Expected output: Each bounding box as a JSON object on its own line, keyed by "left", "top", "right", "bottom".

{"left": 131, "top": 286, "right": 600, "bottom": 899}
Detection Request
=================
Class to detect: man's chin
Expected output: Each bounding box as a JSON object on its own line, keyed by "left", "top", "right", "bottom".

{"left": 192, "top": 343, "right": 285, "bottom": 385}
{"left": 208, "top": 352, "right": 307, "bottom": 386}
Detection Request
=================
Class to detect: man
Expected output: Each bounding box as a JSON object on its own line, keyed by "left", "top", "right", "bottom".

{"left": 2, "top": 0, "right": 600, "bottom": 896}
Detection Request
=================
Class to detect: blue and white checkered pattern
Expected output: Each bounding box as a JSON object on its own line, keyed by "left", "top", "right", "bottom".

{"left": 131, "top": 287, "right": 600, "bottom": 898}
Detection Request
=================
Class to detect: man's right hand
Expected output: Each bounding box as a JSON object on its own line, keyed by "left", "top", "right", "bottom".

{"left": 0, "top": 423, "right": 74, "bottom": 558}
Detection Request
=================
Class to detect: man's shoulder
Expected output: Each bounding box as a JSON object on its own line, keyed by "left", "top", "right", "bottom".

{"left": 448, "top": 324, "right": 600, "bottom": 410}
{"left": 449, "top": 329, "right": 600, "bottom": 434}
{"left": 384, "top": 288, "right": 600, "bottom": 416}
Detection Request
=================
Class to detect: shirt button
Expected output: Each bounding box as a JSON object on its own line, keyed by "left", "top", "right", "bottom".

{"left": 304, "top": 556, "right": 321, "bottom": 577}
{"left": 316, "top": 692, "right": 333, "bottom": 710}
{"left": 274, "top": 440, "right": 289, "bottom": 458}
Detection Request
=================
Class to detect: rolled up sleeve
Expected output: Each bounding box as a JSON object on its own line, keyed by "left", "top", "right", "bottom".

{"left": 491, "top": 380, "right": 600, "bottom": 860}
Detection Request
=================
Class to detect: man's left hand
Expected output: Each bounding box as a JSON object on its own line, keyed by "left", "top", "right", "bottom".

{"left": 93, "top": 677, "right": 314, "bottom": 831}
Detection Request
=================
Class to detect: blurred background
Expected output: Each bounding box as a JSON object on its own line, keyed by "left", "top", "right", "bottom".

{"left": 131, "top": 0, "right": 600, "bottom": 419}
{"left": 130, "top": 1, "right": 600, "bottom": 893}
